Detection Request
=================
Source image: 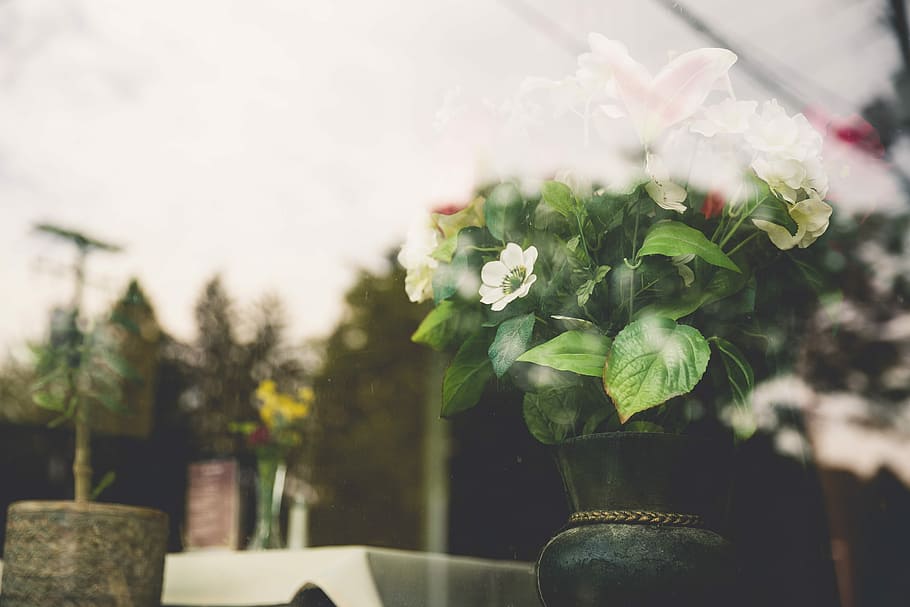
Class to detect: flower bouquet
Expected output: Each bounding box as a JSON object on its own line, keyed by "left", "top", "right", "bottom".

{"left": 233, "top": 380, "right": 312, "bottom": 549}
{"left": 401, "top": 34, "right": 832, "bottom": 443}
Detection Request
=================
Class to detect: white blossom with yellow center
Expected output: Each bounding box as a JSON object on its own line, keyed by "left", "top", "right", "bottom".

{"left": 479, "top": 243, "right": 538, "bottom": 311}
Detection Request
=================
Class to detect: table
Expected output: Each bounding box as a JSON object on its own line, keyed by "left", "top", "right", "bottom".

{"left": 163, "top": 547, "right": 538, "bottom": 606}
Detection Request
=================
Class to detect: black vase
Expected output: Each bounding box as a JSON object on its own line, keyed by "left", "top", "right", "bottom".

{"left": 536, "top": 432, "right": 735, "bottom": 607}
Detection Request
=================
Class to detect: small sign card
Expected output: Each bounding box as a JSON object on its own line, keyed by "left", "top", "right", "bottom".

{"left": 185, "top": 459, "right": 240, "bottom": 550}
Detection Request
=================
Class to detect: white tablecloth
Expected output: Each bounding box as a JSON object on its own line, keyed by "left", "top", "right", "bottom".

{"left": 162, "top": 546, "right": 537, "bottom": 607}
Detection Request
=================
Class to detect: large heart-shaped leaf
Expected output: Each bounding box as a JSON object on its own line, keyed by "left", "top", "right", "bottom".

{"left": 488, "top": 314, "right": 535, "bottom": 378}
{"left": 638, "top": 221, "right": 740, "bottom": 272}
{"left": 517, "top": 330, "right": 611, "bottom": 377}
{"left": 603, "top": 318, "right": 710, "bottom": 422}
{"left": 441, "top": 333, "right": 494, "bottom": 418}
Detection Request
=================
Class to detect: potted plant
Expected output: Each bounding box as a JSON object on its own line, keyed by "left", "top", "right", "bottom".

{"left": 1, "top": 226, "right": 168, "bottom": 607}
{"left": 400, "top": 35, "right": 832, "bottom": 606}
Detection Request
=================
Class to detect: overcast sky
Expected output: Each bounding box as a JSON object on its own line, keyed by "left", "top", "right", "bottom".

{"left": 0, "top": 0, "right": 903, "bottom": 355}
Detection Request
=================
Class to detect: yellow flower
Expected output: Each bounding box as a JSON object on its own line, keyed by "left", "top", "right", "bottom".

{"left": 255, "top": 379, "right": 312, "bottom": 430}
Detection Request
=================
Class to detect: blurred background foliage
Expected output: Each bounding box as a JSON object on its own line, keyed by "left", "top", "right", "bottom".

{"left": 0, "top": 214, "right": 908, "bottom": 604}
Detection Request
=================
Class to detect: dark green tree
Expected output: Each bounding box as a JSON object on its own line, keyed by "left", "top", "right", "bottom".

{"left": 307, "top": 258, "right": 434, "bottom": 549}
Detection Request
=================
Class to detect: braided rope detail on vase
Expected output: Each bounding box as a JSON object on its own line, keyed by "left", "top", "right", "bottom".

{"left": 568, "top": 509, "right": 704, "bottom": 528}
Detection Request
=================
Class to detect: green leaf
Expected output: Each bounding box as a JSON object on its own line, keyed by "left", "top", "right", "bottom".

{"left": 97, "top": 392, "right": 129, "bottom": 414}
{"left": 484, "top": 183, "right": 524, "bottom": 241}
{"left": 517, "top": 331, "right": 612, "bottom": 377}
{"left": 636, "top": 265, "right": 750, "bottom": 321}
{"left": 604, "top": 318, "right": 711, "bottom": 423}
{"left": 432, "top": 251, "right": 470, "bottom": 303}
{"left": 102, "top": 350, "right": 140, "bottom": 381}
{"left": 33, "top": 391, "right": 65, "bottom": 412}
{"left": 90, "top": 471, "right": 116, "bottom": 500}
{"left": 576, "top": 281, "right": 596, "bottom": 307}
{"left": 625, "top": 421, "right": 666, "bottom": 433}
{"left": 488, "top": 314, "right": 535, "bottom": 378}
{"left": 412, "top": 301, "right": 458, "bottom": 349}
{"left": 550, "top": 315, "right": 597, "bottom": 332}
{"left": 431, "top": 233, "right": 458, "bottom": 263}
{"left": 710, "top": 337, "right": 755, "bottom": 439}
{"left": 594, "top": 265, "right": 612, "bottom": 282}
{"left": 582, "top": 407, "right": 614, "bottom": 435}
{"left": 566, "top": 235, "right": 581, "bottom": 251}
{"left": 639, "top": 221, "right": 740, "bottom": 272}
{"left": 522, "top": 390, "right": 577, "bottom": 444}
{"left": 441, "top": 333, "right": 494, "bottom": 417}
{"left": 540, "top": 181, "right": 576, "bottom": 218}
{"left": 576, "top": 265, "right": 611, "bottom": 307}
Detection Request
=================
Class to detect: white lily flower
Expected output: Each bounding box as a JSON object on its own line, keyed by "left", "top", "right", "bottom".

{"left": 690, "top": 99, "right": 758, "bottom": 137}
{"left": 398, "top": 224, "right": 439, "bottom": 303}
{"left": 583, "top": 33, "right": 737, "bottom": 144}
{"left": 479, "top": 243, "right": 538, "bottom": 311}
{"left": 644, "top": 154, "right": 688, "bottom": 213}
{"left": 752, "top": 194, "right": 833, "bottom": 250}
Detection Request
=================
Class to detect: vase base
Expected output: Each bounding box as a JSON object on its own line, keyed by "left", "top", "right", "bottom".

{"left": 537, "top": 523, "right": 735, "bottom": 607}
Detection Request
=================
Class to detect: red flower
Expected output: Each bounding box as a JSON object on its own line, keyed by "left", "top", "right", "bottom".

{"left": 701, "top": 190, "right": 725, "bottom": 220}
{"left": 805, "top": 106, "right": 884, "bottom": 158}
{"left": 248, "top": 426, "right": 271, "bottom": 447}
{"left": 432, "top": 202, "right": 466, "bottom": 216}
{"left": 832, "top": 119, "right": 884, "bottom": 158}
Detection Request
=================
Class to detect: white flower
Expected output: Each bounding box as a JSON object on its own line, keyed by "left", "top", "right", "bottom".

{"left": 479, "top": 243, "right": 538, "bottom": 311}
{"left": 752, "top": 193, "right": 833, "bottom": 250}
{"left": 644, "top": 154, "right": 688, "bottom": 213}
{"left": 581, "top": 33, "right": 737, "bottom": 144}
{"left": 690, "top": 99, "right": 758, "bottom": 137}
{"left": 745, "top": 100, "right": 800, "bottom": 155}
{"left": 398, "top": 224, "right": 439, "bottom": 303}
{"left": 746, "top": 100, "right": 822, "bottom": 161}
{"left": 751, "top": 156, "right": 808, "bottom": 203}
{"left": 803, "top": 155, "right": 829, "bottom": 199}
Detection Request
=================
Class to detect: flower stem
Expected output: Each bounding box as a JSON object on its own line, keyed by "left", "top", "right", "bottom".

{"left": 575, "top": 211, "right": 592, "bottom": 268}
{"left": 719, "top": 196, "right": 768, "bottom": 249}
{"left": 628, "top": 207, "right": 642, "bottom": 322}
{"left": 725, "top": 231, "right": 761, "bottom": 257}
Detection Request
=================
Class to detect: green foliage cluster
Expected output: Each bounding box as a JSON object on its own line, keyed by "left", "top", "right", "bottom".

{"left": 411, "top": 179, "right": 822, "bottom": 443}
{"left": 30, "top": 309, "right": 139, "bottom": 427}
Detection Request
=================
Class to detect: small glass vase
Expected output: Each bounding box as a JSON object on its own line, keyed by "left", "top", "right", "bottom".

{"left": 247, "top": 453, "right": 287, "bottom": 550}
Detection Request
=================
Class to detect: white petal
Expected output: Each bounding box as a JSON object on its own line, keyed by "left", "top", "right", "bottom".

{"left": 479, "top": 284, "right": 503, "bottom": 304}
{"left": 523, "top": 246, "right": 539, "bottom": 273}
{"left": 481, "top": 260, "right": 509, "bottom": 287}
{"left": 677, "top": 264, "right": 695, "bottom": 287}
{"left": 645, "top": 180, "right": 688, "bottom": 213}
{"left": 500, "top": 242, "right": 524, "bottom": 270}
{"left": 491, "top": 291, "right": 520, "bottom": 312}
{"left": 514, "top": 274, "right": 538, "bottom": 299}
{"left": 599, "top": 104, "right": 626, "bottom": 118}
{"left": 790, "top": 196, "right": 832, "bottom": 234}
{"left": 752, "top": 219, "right": 798, "bottom": 250}
{"left": 690, "top": 119, "right": 719, "bottom": 137}
{"left": 646, "top": 48, "right": 738, "bottom": 142}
